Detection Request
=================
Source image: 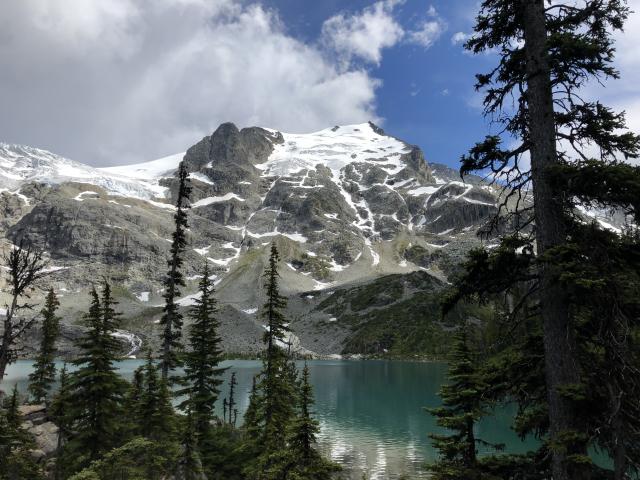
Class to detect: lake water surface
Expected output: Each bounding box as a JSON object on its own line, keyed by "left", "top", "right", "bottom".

{"left": 3, "top": 359, "right": 536, "bottom": 479}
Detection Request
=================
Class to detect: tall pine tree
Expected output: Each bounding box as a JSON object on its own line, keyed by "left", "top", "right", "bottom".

{"left": 160, "top": 161, "right": 192, "bottom": 381}
{"left": 50, "top": 363, "right": 73, "bottom": 480}
{"left": 427, "top": 329, "right": 495, "bottom": 480}
{"left": 243, "top": 243, "right": 297, "bottom": 479}
{"left": 177, "top": 264, "right": 226, "bottom": 439}
{"left": 227, "top": 371, "right": 237, "bottom": 426}
{"left": 139, "top": 352, "right": 176, "bottom": 443}
{"left": 0, "top": 385, "right": 43, "bottom": 480}
{"left": 455, "top": 1, "right": 640, "bottom": 478}
{"left": 65, "top": 284, "right": 128, "bottom": 472}
{"left": 28, "top": 288, "right": 61, "bottom": 404}
{"left": 287, "top": 363, "right": 340, "bottom": 480}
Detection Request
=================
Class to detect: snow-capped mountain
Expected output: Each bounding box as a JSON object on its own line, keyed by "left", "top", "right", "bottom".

{"left": 0, "top": 143, "right": 174, "bottom": 200}
{"left": 0, "top": 122, "right": 501, "bottom": 357}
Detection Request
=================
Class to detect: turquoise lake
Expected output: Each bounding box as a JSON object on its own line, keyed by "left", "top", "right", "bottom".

{"left": 2, "top": 359, "right": 536, "bottom": 479}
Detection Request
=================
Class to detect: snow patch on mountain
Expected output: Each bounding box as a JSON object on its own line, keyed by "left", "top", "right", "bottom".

{"left": 259, "top": 123, "right": 408, "bottom": 177}
{"left": 0, "top": 143, "right": 173, "bottom": 200}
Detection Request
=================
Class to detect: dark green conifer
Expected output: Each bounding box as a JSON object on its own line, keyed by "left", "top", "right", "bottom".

{"left": 28, "top": 288, "right": 61, "bottom": 404}
{"left": 177, "top": 264, "right": 226, "bottom": 439}
{"left": 227, "top": 372, "right": 237, "bottom": 426}
{"left": 0, "top": 386, "right": 44, "bottom": 480}
{"left": 160, "top": 161, "right": 191, "bottom": 381}
{"left": 65, "top": 284, "right": 128, "bottom": 471}
{"left": 139, "top": 352, "right": 176, "bottom": 443}
{"left": 427, "top": 329, "right": 495, "bottom": 480}
{"left": 243, "top": 244, "right": 297, "bottom": 479}
{"left": 50, "top": 364, "right": 73, "bottom": 479}
{"left": 452, "top": 1, "right": 640, "bottom": 478}
{"left": 4, "top": 384, "right": 21, "bottom": 430}
{"left": 288, "top": 363, "right": 340, "bottom": 480}
{"left": 242, "top": 375, "right": 260, "bottom": 439}
{"left": 178, "top": 405, "right": 205, "bottom": 480}
{"left": 123, "top": 365, "right": 145, "bottom": 438}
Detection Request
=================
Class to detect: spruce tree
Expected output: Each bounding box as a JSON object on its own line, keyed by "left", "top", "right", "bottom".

{"left": 288, "top": 363, "right": 340, "bottom": 480}
{"left": 243, "top": 375, "right": 261, "bottom": 439}
{"left": 50, "top": 364, "right": 73, "bottom": 480}
{"left": 4, "top": 384, "right": 21, "bottom": 431}
{"left": 227, "top": 371, "right": 237, "bottom": 426}
{"left": 427, "top": 329, "right": 496, "bottom": 480}
{"left": 65, "top": 284, "right": 127, "bottom": 471}
{"left": 178, "top": 404, "right": 206, "bottom": 480}
{"left": 243, "top": 243, "right": 297, "bottom": 479}
{"left": 160, "top": 161, "right": 191, "bottom": 381}
{"left": 123, "top": 365, "right": 145, "bottom": 439}
{"left": 139, "top": 352, "right": 176, "bottom": 443}
{"left": 0, "top": 385, "right": 43, "bottom": 480}
{"left": 28, "top": 288, "right": 61, "bottom": 404}
{"left": 261, "top": 244, "right": 294, "bottom": 441}
{"left": 177, "top": 264, "right": 226, "bottom": 439}
{"left": 454, "top": 1, "right": 640, "bottom": 479}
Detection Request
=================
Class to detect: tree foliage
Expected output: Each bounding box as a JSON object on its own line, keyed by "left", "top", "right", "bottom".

{"left": 0, "top": 241, "right": 47, "bottom": 380}
{"left": 159, "top": 161, "right": 192, "bottom": 381}
{"left": 64, "top": 284, "right": 128, "bottom": 473}
{"left": 28, "top": 288, "right": 61, "bottom": 404}
{"left": 449, "top": 1, "right": 640, "bottom": 478}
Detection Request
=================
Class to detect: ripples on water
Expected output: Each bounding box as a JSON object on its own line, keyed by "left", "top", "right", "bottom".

{"left": 3, "top": 359, "right": 534, "bottom": 479}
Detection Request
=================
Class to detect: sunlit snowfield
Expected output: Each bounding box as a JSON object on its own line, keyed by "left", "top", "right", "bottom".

{"left": 4, "top": 359, "right": 535, "bottom": 479}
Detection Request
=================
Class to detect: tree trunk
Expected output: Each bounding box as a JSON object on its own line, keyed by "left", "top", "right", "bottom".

{"left": 520, "top": 1, "right": 589, "bottom": 479}
{"left": 0, "top": 296, "right": 19, "bottom": 382}
{"left": 0, "top": 323, "right": 11, "bottom": 381}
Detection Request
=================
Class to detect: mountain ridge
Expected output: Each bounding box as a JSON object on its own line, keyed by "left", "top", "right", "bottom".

{"left": 1, "top": 121, "right": 501, "bottom": 357}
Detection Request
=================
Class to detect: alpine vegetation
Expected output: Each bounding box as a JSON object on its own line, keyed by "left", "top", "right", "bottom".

{"left": 0, "top": 1, "right": 639, "bottom": 479}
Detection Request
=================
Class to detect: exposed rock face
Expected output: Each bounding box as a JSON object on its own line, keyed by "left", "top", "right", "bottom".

{"left": 18, "top": 404, "right": 59, "bottom": 461}
{"left": 0, "top": 122, "right": 506, "bottom": 357}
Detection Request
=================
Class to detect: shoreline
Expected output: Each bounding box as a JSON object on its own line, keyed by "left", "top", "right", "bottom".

{"left": 15, "top": 353, "right": 447, "bottom": 363}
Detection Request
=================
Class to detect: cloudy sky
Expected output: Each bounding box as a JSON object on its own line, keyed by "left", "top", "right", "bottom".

{"left": 1, "top": 0, "right": 639, "bottom": 167}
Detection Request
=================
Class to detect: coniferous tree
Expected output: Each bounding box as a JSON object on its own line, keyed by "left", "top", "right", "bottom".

{"left": 65, "top": 284, "right": 128, "bottom": 472}
{"left": 123, "top": 365, "right": 145, "bottom": 439}
{"left": 0, "top": 403, "right": 12, "bottom": 474}
{"left": 243, "top": 244, "right": 297, "bottom": 479}
{"left": 227, "top": 372, "right": 237, "bottom": 426}
{"left": 0, "top": 241, "right": 46, "bottom": 380}
{"left": 160, "top": 161, "right": 191, "bottom": 381}
{"left": 261, "top": 244, "right": 294, "bottom": 439}
{"left": 4, "top": 384, "right": 20, "bottom": 426}
{"left": 0, "top": 385, "right": 43, "bottom": 480}
{"left": 427, "top": 329, "right": 496, "bottom": 480}
{"left": 452, "top": 1, "right": 640, "bottom": 479}
{"left": 139, "top": 352, "right": 176, "bottom": 443}
{"left": 50, "top": 364, "right": 73, "bottom": 480}
{"left": 288, "top": 363, "right": 340, "bottom": 480}
{"left": 243, "top": 375, "right": 260, "bottom": 439}
{"left": 177, "top": 264, "right": 226, "bottom": 439}
{"left": 177, "top": 405, "right": 206, "bottom": 480}
{"left": 28, "top": 288, "right": 61, "bottom": 404}
{"left": 67, "top": 437, "right": 179, "bottom": 480}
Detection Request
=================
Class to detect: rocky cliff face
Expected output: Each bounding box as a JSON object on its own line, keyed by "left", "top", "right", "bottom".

{"left": 0, "top": 122, "right": 503, "bottom": 357}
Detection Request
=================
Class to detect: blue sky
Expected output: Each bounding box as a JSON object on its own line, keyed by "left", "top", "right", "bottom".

{"left": 1, "top": 0, "right": 638, "bottom": 168}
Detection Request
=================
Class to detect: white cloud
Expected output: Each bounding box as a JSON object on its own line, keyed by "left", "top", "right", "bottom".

{"left": 321, "top": 0, "right": 404, "bottom": 66}
{"left": 320, "top": 1, "right": 446, "bottom": 65}
{"left": 406, "top": 5, "right": 446, "bottom": 49}
{"left": 451, "top": 31, "right": 470, "bottom": 45}
{"left": 407, "top": 19, "right": 445, "bottom": 48}
{"left": 0, "top": 0, "right": 381, "bottom": 166}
